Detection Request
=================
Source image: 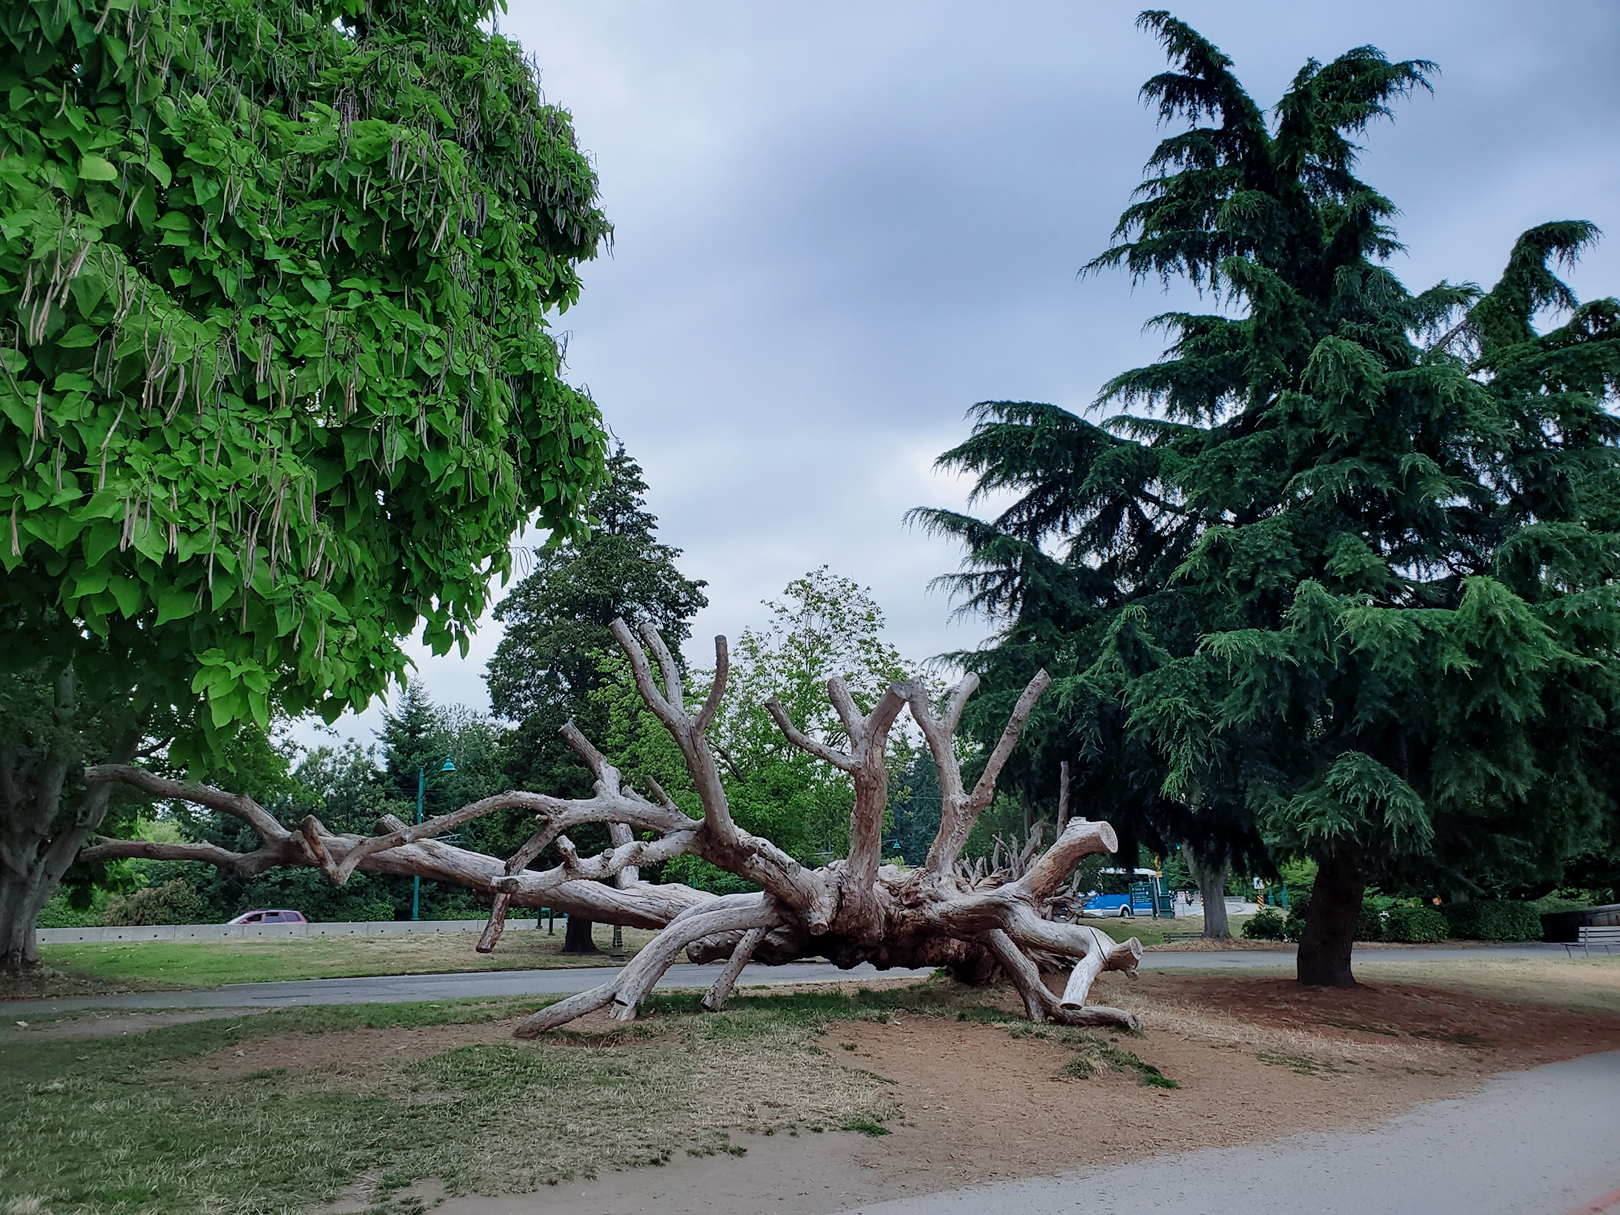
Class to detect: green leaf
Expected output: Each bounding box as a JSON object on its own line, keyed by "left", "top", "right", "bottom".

{"left": 79, "top": 155, "right": 118, "bottom": 182}
{"left": 106, "top": 574, "right": 143, "bottom": 618}
{"left": 155, "top": 585, "right": 197, "bottom": 624}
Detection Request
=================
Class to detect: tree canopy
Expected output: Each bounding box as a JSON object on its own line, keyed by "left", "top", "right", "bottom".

{"left": 917, "top": 12, "right": 1620, "bottom": 984}
{"left": 488, "top": 447, "right": 709, "bottom": 798}
{"left": 0, "top": 0, "right": 609, "bottom": 751}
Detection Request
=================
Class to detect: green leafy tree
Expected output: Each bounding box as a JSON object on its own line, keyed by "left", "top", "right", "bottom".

{"left": 489, "top": 449, "right": 708, "bottom": 795}
{"left": 0, "top": 0, "right": 611, "bottom": 969}
{"left": 920, "top": 13, "right": 1620, "bottom": 985}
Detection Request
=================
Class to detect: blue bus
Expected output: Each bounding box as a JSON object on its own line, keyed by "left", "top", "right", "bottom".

{"left": 1081, "top": 868, "right": 1170, "bottom": 918}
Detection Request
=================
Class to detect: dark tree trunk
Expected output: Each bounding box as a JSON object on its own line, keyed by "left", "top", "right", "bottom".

{"left": 1185, "top": 845, "right": 1230, "bottom": 940}
{"left": 1297, "top": 849, "right": 1363, "bottom": 987}
{"left": 0, "top": 756, "right": 119, "bottom": 973}
{"left": 0, "top": 669, "right": 134, "bottom": 973}
{"left": 561, "top": 914, "right": 598, "bottom": 954}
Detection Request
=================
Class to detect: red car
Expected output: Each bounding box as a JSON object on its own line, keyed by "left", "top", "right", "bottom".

{"left": 227, "top": 909, "right": 308, "bottom": 925}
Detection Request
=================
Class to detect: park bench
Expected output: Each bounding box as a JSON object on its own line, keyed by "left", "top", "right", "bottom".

{"left": 1567, "top": 925, "right": 1620, "bottom": 957}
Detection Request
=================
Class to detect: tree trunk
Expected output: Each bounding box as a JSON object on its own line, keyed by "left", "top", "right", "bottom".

{"left": 1297, "top": 849, "right": 1362, "bottom": 987}
{"left": 1185, "top": 845, "right": 1230, "bottom": 940}
{"left": 0, "top": 765, "right": 118, "bottom": 973}
{"left": 1, "top": 666, "right": 131, "bottom": 973}
{"left": 561, "top": 914, "right": 598, "bottom": 954}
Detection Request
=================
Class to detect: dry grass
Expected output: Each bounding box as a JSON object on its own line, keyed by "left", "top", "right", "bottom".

{"left": 1356, "top": 955, "right": 1620, "bottom": 1018}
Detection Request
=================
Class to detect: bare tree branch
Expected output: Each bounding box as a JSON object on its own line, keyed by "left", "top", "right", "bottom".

{"left": 702, "top": 925, "right": 767, "bottom": 1012}
{"left": 83, "top": 765, "right": 286, "bottom": 840}
{"left": 695, "top": 635, "right": 728, "bottom": 734}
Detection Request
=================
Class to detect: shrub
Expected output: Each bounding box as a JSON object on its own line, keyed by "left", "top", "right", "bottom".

{"left": 1439, "top": 900, "right": 1543, "bottom": 941}
{"left": 35, "top": 893, "right": 105, "bottom": 928}
{"left": 1283, "top": 903, "right": 1308, "bottom": 942}
{"left": 1242, "top": 908, "right": 1287, "bottom": 940}
{"left": 1357, "top": 901, "right": 1385, "bottom": 942}
{"left": 100, "top": 881, "right": 208, "bottom": 927}
{"left": 1383, "top": 904, "right": 1449, "bottom": 943}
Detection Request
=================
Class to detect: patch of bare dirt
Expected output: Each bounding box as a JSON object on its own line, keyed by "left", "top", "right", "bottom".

{"left": 0, "top": 967, "right": 164, "bottom": 1002}
{"left": 4, "top": 1008, "right": 268, "bottom": 1041}
{"left": 179, "top": 1020, "right": 517, "bottom": 1087}
{"left": 421, "top": 966, "right": 1620, "bottom": 1215}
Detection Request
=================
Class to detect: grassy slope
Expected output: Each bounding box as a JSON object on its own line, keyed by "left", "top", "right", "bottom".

{"left": 36, "top": 924, "right": 658, "bottom": 990}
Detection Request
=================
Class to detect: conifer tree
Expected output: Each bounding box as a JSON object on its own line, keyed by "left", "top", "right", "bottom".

{"left": 487, "top": 448, "right": 707, "bottom": 950}
{"left": 919, "top": 12, "right": 1620, "bottom": 985}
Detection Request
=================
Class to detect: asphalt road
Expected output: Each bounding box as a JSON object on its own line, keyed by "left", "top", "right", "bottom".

{"left": 2, "top": 943, "right": 1567, "bottom": 1017}
{"left": 840, "top": 1048, "right": 1620, "bottom": 1215}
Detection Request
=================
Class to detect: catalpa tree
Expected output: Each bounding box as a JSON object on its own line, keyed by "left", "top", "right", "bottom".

{"left": 0, "top": 0, "right": 609, "bottom": 969}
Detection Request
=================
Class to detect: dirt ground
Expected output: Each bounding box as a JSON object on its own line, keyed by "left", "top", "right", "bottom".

{"left": 314, "top": 958, "right": 1620, "bottom": 1215}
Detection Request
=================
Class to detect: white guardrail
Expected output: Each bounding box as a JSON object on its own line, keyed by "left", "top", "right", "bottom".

{"left": 36, "top": 918, "right": 540, "bottom": 945}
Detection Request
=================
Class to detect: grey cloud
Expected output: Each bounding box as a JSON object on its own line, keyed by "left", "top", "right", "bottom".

{"left": 313, "top": 0, "right": 1619, "bottom": 739}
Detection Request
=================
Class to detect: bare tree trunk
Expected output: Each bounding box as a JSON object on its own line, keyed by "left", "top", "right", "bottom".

{"left": 561, "top": 914, "right": 598, "bottom": 954}
{"left": 1297, "top": 849, "right": 1362, "bottom": 988}
{"left": 1184, "top": 845, "right": 1229, "bottom": 940}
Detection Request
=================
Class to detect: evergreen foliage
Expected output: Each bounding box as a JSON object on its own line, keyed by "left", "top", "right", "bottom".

{"left": 918, "top": 12, "right": 1620, "bottom": 985}
{"left": 488, "top": 448, "right": 708, "bottom": 799}
{"left": 1382, "top": 903, "right": 1448, "bottom": 943}
{"left": 1438, "top": 899, "right": 1542, "bottom": 942}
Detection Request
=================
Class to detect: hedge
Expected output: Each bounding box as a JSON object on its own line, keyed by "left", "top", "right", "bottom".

{"left": 1242, "top": 909, "right": 1287, "bottom": 940}
{"left": 1384, "top": 904, "right": 1449, "bottom": 943}
{"left": 1439, "top": 900, "right": 1543, "bottom": 942}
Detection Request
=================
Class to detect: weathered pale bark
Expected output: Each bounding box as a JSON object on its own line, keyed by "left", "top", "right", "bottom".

{"left": 1185, "top": 845, "right": 1230, "bottom": 940}
{"left": 1297, "top": 849, "right": 1362, "bottom": 988}
{"left": 83, "top": 622, "right": 1144, "bottom": 1033}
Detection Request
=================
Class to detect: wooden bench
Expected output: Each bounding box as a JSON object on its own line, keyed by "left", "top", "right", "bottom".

{"left": 1567, "top": 925, "right": 1620, "bottom": 956}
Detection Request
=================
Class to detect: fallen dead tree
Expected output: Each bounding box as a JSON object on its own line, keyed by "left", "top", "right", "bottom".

{"left": 82, "top": 620, "right": 1142, "bottom": 1035}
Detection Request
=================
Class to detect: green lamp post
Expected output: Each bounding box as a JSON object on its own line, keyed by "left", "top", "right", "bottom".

{"left": 411, "top": 756, "right": 457, "bottom": 922}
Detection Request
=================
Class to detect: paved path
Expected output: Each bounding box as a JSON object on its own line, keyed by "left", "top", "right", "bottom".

{"left": 840, "top": 1048, "right": 1620, "bottom": 1215}
{"left": 1, "top": 942, "right": 1566, "bottom": 1017}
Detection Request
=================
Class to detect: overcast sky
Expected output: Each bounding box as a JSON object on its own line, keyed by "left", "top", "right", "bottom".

{"left": 313, "top": 0, "right": 1620, "bottom": 743}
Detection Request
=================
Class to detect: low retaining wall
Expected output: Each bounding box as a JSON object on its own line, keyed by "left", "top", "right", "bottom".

{"left": 37, "top": 918, "right": 540, "bottom": 945}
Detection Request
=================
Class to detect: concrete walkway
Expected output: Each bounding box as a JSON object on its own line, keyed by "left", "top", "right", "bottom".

{"left": 841, "top": 1048, "right": 1620, "bottom": 1215}
{"left": 1, "top": 942, "right": 1568, "bottom": 1017}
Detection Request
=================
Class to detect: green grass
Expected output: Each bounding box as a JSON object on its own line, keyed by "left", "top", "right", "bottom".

{"left": 1082, "top": 919, "right": 1177, "bottom": 948}
{"left": 0, "top": 987, "right": 926, "bottom": 1215}
{"left": 32, "top": 924, "right": 656, "bottom": 992}
{"left": 1003, "top": 1020, "right": 1179, "bottom": 1088}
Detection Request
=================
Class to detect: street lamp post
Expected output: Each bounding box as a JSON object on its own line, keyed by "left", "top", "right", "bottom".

{"left": 411, "top": 756, "right": 457, "bottom": 922}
